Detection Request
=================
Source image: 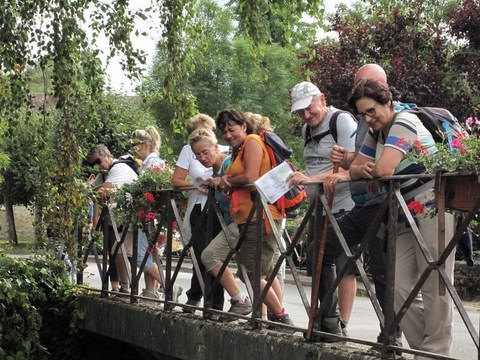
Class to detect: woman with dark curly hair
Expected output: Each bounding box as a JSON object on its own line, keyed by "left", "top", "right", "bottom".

{"left": 216, "top": 108, "right": 293, "bottom": 328}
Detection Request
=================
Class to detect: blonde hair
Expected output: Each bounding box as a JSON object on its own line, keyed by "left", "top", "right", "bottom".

{"left": 244, "top": 112, "right": 273, "bottom": 134}
{"left": 188, "top": 127, "right": 218, "bottom": 148}
{"left": 186, "top": 114, "right": 216, "bottom": 135}
{"left": 132, "top": 126, "right": 161, "bottom": 153}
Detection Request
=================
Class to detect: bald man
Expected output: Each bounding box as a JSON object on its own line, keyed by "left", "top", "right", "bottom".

{"left": 331, "top": 64, "right": 388, "bottom": 168}
{"left": 325, "top": 64, "right": 404, "bottom": 352}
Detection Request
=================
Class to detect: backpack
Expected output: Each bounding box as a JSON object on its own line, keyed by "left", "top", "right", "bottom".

{"left": 258, "top": 132, "right": 307, "bottom": 218}
{"left": 400, "top": 107, "right": 464, "bottom": 145}
{"left": 303, "top": 110, "right": 356, "bottom": 147}
{"left": 109, "top": 154, "right": 139, "bottom": 175}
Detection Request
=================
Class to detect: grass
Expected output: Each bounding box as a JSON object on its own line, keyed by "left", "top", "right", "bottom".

{"left": 0, "top": 237, "right": 47, "bottom": 255}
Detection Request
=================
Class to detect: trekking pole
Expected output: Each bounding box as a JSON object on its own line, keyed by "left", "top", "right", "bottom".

{"left": 306, "top": 163, "right": 339, "bottom": 341}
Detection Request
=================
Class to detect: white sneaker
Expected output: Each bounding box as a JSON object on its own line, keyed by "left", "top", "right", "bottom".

{"left": 141, "top": 289, "right": 160, "bottom": 300}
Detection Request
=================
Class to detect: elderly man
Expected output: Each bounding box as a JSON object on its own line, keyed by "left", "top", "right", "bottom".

{"left": 89, "top": 144, "right": 138, "bottom": 294}
{"left": 287, "top": 81, "right": 358, "bottom": 339}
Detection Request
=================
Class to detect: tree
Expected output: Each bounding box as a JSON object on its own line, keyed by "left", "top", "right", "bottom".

{"left": 300, "top": 0, "right": 477, "bottom": 123}
{"left": 146, "top": 0, "right": 305, "bottom": 163}
{"left": 0, "top": 1, "right": 148, "bottom": 250}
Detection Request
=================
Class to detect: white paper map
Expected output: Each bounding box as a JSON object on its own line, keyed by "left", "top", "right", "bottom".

{"left": 254, "top": 161, "right": 294, "bottom": 204}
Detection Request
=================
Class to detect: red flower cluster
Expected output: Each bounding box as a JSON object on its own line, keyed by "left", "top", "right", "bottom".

{"left": 407, "top": 200, "right": 425, "bottom": 215}
{"left": 144, "top": 192, "right": 155, "bottom": 202}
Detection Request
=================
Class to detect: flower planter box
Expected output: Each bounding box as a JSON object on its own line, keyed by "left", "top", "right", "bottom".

{"left": 446, "top": 175, "right": 480, "bottom": 211}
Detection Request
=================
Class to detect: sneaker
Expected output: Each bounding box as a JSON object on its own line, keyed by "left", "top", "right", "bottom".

{"left": 319, "top": 319, "right": 344, "bottom": 343}
{"left": 119, "top": 285, "right": 130, "bottom": 294}
{"left": 172, "top": 285, "right": 183, "bottom": 303}
{"left": 228, "top": 297, "right": 253, "bottom": 316}
{"left": 270, "top": 312, "right": 295, "bottom": 333}
{"left": 141, "top": 289, "right": 160, "bottom": 300}
{"left": 182, "top": 298, "right": 201, "bottom": 313}
{"left": 306, "top": 319, "right": 344, "bottom": 343}
{"left": 376, "top": 332, "right": 403, "bottom": 355}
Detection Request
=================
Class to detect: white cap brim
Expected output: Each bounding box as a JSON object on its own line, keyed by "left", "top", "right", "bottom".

{"left": 291, "top": 96, "right": 313, "bottom": 113}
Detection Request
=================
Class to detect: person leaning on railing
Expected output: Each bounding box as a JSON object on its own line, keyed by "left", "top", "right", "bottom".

{"left": 216, "top": 108, "right": 294, "bottom": 328}
{"left": 188, "top": 128, "right": 253, "bottom": 317}
{"left": 172, "top": 114, "right": 227, "bottom": 313}
{"left": 131, "top": 126, "right": 183, "bottom": 302}
{"left": 346, "top": 79, "right": 456, "bottom": 358}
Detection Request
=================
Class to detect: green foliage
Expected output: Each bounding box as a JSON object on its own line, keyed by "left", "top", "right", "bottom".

{"left": 407, "top": 135, "right": 480, "bottom": 173}
{"left": 0, "top": 255, "right": 81, "bottom": 360}
{"left": 235, "top": 0, "right": 323, "bottom": 47}
{"left": 301, "top": 0, "right": 478, "bottom": 124}
{"left": 114, "top": 163, "right": 175, "bottom": 229}
{"left": 146, "top": 0, "right": 305, "bottom": 163}
{"left": 0, "top": 0, "right": 152, "bottom": 256}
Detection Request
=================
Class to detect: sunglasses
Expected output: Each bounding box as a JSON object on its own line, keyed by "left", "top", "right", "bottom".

{"left": 131, "top": 141, "right": 145, "bottom": 148}
{"left": 91, "top": 158, "right": 102, "bottom": 166}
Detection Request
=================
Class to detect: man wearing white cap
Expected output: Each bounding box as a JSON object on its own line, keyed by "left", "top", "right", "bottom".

{"left": 288, "top": 81, "right": 358, "bottom": 340}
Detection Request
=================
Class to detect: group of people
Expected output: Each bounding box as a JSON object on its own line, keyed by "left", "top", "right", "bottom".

{"left": 87, "top": 127, "right": 182, "bottom": 302}
{"left": 287, "top": 64, "right": 456, "bottom": 359}
{"left": 86, "top": 62, "right": 457, "bottom": 359}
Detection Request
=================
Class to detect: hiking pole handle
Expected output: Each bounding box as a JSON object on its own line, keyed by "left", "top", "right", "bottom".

{"left": 306, "top": 162, "right": 340, "bottom": 340}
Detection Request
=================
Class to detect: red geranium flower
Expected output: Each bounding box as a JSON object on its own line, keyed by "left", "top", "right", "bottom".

{"left": 144, "top": 192, "right": 155, "bottom": 202}
{"left": 407, "top": 200, "right": 425, "bottom": 215}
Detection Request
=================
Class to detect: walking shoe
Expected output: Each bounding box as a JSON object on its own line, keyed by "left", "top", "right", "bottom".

{"left": 270, "top": 312, "right": 295, "bottom": 333}
{"left": 376, "top": 332, "right": 403, "bottom": 355}
{"left": 119, "top": 285, "right": 130, "bottom": 294}
{"left": 228, "top": 297, "right": 253, "bottom": 316}
{"left": 307, "top": 318, "right": 344, "bottom": 343}
{"left": 320, "top": 319, "right": 344, "bottom": 343}
{"left": 141, "top": 289, "right": 160, "bottom": 300}
{"left": 182, "top": 298, "right": 201, "bottom": 313}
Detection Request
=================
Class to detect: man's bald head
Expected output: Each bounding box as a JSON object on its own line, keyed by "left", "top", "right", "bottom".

{"left": 354, "top": 64, "right": 388, "bottom": 85}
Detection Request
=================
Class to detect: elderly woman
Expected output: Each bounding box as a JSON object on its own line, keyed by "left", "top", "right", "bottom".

{"left": 188, "top": 128, "right": 252, "bottom": 315}
{"left": 347, "top": 79, "right": 455, "bottom": 358}
{"left": 217, "top": 108, "right": 293, "bottom": 326}
{"left": 132, "top": 126, "right": 183, "bottom": 302}
{"left": 172, "top": 114, "right": 227, "bottom": 312}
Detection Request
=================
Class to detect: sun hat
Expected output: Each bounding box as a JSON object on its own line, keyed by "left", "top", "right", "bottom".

{"left": 290, "top": 81, "right": 321, "bottom": 112}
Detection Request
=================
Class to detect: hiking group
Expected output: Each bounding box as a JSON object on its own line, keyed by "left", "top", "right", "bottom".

{"left": 88, "top": 63, "right": 469, "bottom": 360}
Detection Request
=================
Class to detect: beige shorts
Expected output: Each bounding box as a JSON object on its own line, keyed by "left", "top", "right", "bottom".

{"left": 111, "top": 230, "right": 134, "bottom": 257}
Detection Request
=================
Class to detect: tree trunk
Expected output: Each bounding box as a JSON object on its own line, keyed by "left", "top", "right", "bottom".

{"left": 3, "top": 193, "right": 18, "bottom": 246}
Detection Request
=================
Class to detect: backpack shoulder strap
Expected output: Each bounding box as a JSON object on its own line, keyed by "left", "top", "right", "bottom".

{"left": 329, "top": 110, "right": 357, "bottom": 142}
{"left": 304, "top": 110, "right": 353, "bottom": 146}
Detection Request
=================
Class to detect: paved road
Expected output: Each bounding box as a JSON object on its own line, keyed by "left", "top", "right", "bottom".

{"left": 80, "top": 259, "right": 479, "bottom": 360}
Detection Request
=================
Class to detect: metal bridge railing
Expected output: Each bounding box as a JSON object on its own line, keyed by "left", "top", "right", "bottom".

{"left": 78, "top": 173, "right": 480, "bottom": 360}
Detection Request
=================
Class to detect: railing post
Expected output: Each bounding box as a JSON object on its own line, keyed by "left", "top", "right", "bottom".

{"left": 384, "top": 179, "right": 398, "bottom": 357}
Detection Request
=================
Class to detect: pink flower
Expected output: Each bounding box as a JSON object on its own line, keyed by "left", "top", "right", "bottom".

{"left": 451, "top": 139, "right": 467, "bottom": 154}
{"left": 145, "top": 212, "right": 157, "bottom": 221}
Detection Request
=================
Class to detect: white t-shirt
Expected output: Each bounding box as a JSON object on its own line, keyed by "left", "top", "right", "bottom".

{"left": 176, "top": 145, "right": 212, "bottom": 205}
{"left": 105, "top": 160, "right": 138, "bottom": 188}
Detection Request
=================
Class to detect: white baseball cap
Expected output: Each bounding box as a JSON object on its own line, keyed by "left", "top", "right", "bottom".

{"left": 290, "top": 81, "right": 321, "bottom": 112}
